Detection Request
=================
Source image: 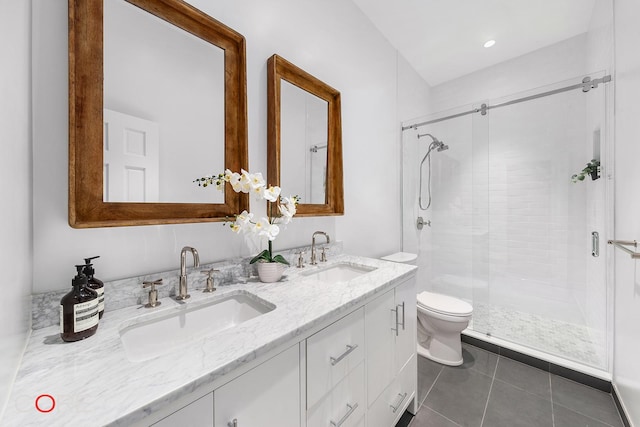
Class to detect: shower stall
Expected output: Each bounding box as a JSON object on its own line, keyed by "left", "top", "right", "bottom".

{"left": 401, "top": 72, "right": 613, "bottom": 374}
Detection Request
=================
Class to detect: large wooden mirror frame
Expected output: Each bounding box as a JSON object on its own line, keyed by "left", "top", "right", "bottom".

{"left": 69, "top": 0, "right": 248, "bottom": 228}
{"left": 267, "top": 54, "right": 344, "bottom": 216}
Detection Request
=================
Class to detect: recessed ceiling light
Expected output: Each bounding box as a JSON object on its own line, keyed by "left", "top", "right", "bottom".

{"left": 484, "top": 40, "right": 496, "bottom": 48}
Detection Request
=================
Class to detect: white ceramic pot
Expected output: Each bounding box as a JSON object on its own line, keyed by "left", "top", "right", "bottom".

{"left": 256, "top": 262, "right": 286, "bottom": 283}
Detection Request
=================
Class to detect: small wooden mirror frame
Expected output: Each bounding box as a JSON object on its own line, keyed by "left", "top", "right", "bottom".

{"left": 267, "top": 54, "right": 344, "bottom": 216}
{"left": 69, "top": 0, "right": 249, "bottom": 228}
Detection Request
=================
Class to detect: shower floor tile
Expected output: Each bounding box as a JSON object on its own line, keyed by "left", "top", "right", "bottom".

{"left": 468, "top": 302, "right": 606, "bottom": 368}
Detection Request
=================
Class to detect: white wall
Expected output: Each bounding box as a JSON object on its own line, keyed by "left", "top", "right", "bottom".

{"left": 613, "top": 0, "right": 640, "bottom": 423}
{"left": 0, "top": 0, "right": 32, "bottom": 417}
{"left": 31, "top": 0, "right": 431, "bottom": 292}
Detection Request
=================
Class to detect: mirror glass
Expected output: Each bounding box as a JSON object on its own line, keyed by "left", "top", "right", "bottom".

{"left": 69, "top": 0, "right": 248, "bottom": 228}
{"left": 267, "top": 54, "right": 344, "bottom": 217}
{"left": 280, "top": 80, "right": 328, "bottom": 204}
{"left": 103, "top": 0, "right": 224, "bottom": 203}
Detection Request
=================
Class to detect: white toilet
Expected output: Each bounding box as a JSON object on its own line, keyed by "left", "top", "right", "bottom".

{"left": 381, "top": 252, "right": 473, "bottom": 366}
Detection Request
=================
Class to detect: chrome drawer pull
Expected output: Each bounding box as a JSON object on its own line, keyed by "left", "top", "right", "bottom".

{"left": 390, "top": 392, "right": 408, "bottom": 413}
{"left": 227, "top": 419, "right": 237, "bottom": 427}
{"left": 391, "top": 307, "right": 399, "bottom": 336}
{"left": 330, "top": 344, "right": 358, "bottom": 366}
{"left": 397, "top": 302, "right": 405, "bottom": 330}
{"left": 330, "top": 403, "right": 358, "bottom": 427}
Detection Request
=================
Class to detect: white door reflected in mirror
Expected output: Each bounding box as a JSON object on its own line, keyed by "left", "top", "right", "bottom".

{"left": 280, "top": 80, "right": 328, "bottom": 204}
{"left": 103, "top": 109, "right": 160, "bottom": 202}
{"left": 103, "top": 0, "right": 225, "bottom": 204}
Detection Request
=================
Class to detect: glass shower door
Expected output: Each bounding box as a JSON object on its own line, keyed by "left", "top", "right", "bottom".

{"left": 479, "top": 77, "right": 609, "bottom": 369}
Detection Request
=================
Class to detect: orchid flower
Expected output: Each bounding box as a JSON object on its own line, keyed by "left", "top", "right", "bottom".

{"left": 194, "top": 170, "right": 299, "bottom": 265}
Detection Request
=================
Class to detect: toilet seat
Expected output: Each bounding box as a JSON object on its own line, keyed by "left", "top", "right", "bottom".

{"left": 417, "top": 291, "right": 473, "bottom": 317}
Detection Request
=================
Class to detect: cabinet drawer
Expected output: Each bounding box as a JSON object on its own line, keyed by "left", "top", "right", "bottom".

{"left": 308, "top": 362, "right": 365, "bottom": 427}
{"left": 307, "top": 308, "right": 365, "bottom": 407}
{"left": 367, "top": 355, "right": 416, "bottom": 427}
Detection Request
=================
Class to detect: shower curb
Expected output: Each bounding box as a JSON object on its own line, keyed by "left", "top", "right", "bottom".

{"left": 461, "top": 334, "right": 611, "bottom": 391}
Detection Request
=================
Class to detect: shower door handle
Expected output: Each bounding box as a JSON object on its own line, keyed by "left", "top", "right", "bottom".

{"left": 592, "top": 231, "right": 599, "bottom": 257}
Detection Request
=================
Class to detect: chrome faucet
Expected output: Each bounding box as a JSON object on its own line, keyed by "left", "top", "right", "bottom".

{"left": 311, "top": 231, "right": 330, "bottom": 265}
{"left": 177, "top": 246, "right": 200, "bottom": 300}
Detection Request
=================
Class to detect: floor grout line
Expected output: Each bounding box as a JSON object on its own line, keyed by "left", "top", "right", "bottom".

{"left": 425, "top": 407, "right": 464, "bottom": 427}
{"left": 479, "top": 355, "right": 500, "bottom": 426}
{"left": 418, "top": 365, "right": 444, "bottom": 408}
{"left": 552, "top": 401, "right": 619, "bottom": 427}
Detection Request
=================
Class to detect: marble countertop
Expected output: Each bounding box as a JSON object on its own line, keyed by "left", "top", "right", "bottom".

{"left": 4, "top": 254, "right": 415, "bottom": 427}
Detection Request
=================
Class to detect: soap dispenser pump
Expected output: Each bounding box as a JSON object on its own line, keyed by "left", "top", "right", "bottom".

{"left": 60, "top": 265, "right": 99, "bottom": 342}
{"left": 83, "top": 256, "right": 104, "bottom": 319}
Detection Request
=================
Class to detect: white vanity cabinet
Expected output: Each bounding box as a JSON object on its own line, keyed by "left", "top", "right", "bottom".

{"left": 145, "top": 274, "right": 416, "bottom": 427}
{"left": 214, "top": 343, "right": 301, "bottom": 427}
{"left": 365, "top": 278, "right": 417, "bottom": 425}
{"left": 152, "top": 393, "right": 214, "bottom": 427}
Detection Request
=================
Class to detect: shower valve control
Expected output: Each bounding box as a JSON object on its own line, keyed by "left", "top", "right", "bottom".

{"left": 417, "top": 217, "right": 431, "bottom": 230}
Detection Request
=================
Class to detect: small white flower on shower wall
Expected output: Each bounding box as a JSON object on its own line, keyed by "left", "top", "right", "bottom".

{"left": 193, "top": 170, "right": 299, "bottom": 265}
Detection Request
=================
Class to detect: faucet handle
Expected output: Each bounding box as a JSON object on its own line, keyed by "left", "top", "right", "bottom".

{"left": 320, "top": 247, "right": 328, "bottom": 262}
{"left": 143, "top": 278, "right": 163, "bottom": 288}
{"left": 295, "top": 251, "right": 305, "bottom": 268}
{"left": 201, "top": 269, "right": 219, "bottom": 293}
{"left": 142, "top": 279, "right": 163, "bottom": 308}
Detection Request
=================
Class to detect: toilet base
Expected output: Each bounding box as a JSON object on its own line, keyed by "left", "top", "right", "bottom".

{"left": 417, "top": 338, "right": 464, "bottom": 366}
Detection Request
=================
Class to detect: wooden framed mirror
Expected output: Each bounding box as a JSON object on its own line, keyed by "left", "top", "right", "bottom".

{"left": 267, "top": 54, "right": 344, "bottom": 216}
{"left": 69, "top": 0, "right": 248, "bottom": 228}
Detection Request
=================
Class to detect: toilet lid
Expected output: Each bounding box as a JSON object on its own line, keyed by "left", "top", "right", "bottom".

{"left": 417, "top": 291, "right": 473, "bottom": 316}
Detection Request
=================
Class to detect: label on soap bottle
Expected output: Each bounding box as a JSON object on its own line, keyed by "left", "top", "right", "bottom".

{"left": 96, "top": 287, "right": 105, "bottom": 312}
{"left": 73, "top": 300, "right": 99, "bottom": 332}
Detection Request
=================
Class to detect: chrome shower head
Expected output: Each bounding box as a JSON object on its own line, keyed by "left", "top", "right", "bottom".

{"left": 417, "top": 133, "right": 440, "bottom": 144}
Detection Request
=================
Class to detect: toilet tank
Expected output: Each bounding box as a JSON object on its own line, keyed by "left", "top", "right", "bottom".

{"left": 380, "top": 252, "right": 417, "bottom": 265}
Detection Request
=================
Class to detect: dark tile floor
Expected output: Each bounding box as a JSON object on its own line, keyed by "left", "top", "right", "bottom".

{"left": 408, "top": 343, "right": 624, "bottom": 427}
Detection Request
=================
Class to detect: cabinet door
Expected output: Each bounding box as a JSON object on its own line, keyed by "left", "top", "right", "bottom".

{"left": 365, "top": 289, "right": 396, "bottom": 406}
{"left": 214, "top": 344, "right": 300, "bottom": 427}
{"left": 152, "top": 393, "right": 213, "bottom": 427}
{"left": 394, "top": 277, "right": 417, "bottom": 372}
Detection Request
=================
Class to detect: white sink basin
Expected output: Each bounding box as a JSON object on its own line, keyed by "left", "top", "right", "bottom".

{"left": 119, "top": 291, "right": 275, "bottom": 362}
{"left": 301, "top": 263, "right": 376, "bottom": 283}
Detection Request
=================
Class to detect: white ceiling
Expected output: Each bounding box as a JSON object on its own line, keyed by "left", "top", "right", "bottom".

{"left": 352, "top": 0, "right": 596, "bottom": 86}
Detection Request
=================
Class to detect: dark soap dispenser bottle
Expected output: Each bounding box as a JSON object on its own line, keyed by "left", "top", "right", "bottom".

{"left": 60, "top": 265, "right": 99, "bottom": 342}
{"left": 83, "top": 256, "right": 104, "bottom": 319}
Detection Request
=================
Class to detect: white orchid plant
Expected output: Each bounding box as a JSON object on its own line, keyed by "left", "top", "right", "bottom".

{"left": 195, "top": 169, "right": 299, "bottom": 265}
